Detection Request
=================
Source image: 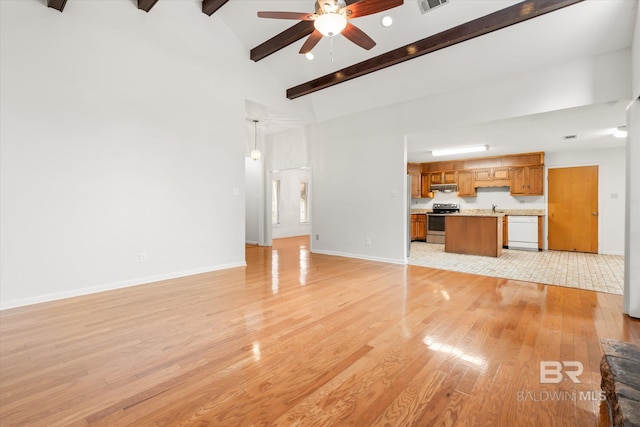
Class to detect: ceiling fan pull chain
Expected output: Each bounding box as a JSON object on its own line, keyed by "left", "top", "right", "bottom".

{"left": 330, "top": 36, "right": 334, "bottom": 62}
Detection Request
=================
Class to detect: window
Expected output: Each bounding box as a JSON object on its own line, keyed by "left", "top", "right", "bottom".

{"left": 300, "top": 181, "right": 308, "bottom": 223}
{"left": 272, "top": 179, "right": 280, "bottom": 225}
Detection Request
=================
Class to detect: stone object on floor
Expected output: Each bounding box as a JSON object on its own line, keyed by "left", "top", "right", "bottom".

{"left": 600, "top": 338, "right": 640, "bottom": 427}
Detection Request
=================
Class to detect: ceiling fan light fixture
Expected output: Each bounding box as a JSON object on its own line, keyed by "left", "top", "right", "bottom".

{"left": 305, "top": 52, "right": 315, "bottom": 60}
{"left": 432, "top": 144, "right": 489, "bottom": 157}
{"left": 251, "top": 119, "right": 261, "bottom": 161}
{"left": 314, "top": 12, "right": 347, "bottom": 37}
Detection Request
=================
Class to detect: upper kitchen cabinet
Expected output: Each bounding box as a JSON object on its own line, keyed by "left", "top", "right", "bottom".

{"left": 407, "top": 163, "right": 421, "bottom": 198}
{"left": 420, "top": 174, "right": 434, "bottom": 198}
{"left": 474, "top": 167, "right": 510, "bottom": 188}
{"left": 510, "top": 165, "right": 544, "bottom": 196}
{"left": 443, "top": 171, "right": 457, "bottom": 184}
{"left": 457, "top": 170, "right": 476, "bottom": 197}
{"left": 429, "top": 171, "right": 457, "bottom": 185}
{"left": 408, "top": 151, "right": 544, "bottom": 197}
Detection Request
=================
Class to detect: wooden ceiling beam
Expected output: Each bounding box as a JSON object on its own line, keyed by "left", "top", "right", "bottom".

{"left": 286, "top": 0, "right": 584, "bottom": 99}
{"left": 47, "top": 0, "right": 67, "bottom": 12}
{"left": 202, "top": 0, "right": 229, "bottom": 16}
{"left": 251, "top": 21, "right": 315, "bottom": 62}
{"left": 138, "top": 0, "right": 159, "bottom": 13}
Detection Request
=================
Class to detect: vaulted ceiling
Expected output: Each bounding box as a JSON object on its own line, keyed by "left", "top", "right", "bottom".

{"left": 46, "top": 0, "right": 638, "bottom": 156}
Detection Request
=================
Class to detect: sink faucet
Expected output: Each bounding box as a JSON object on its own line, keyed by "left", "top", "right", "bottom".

{"left": 492, "top": 204, "right": 497, "bottom": 213}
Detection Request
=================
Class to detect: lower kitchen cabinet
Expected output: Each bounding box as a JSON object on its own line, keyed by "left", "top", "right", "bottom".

{"left": 411, "top": 214, "right": 426, "bottom": 241}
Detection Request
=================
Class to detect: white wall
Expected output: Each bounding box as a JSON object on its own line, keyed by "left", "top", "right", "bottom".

{"left": 309, "top": 108, "right": 406, "bottom": 263}
{"left": 625, "top": 4, "right": 640, "bottom": 317}
{"left": 633, "top": 3, "right": 640, "bottom": 99}
{"left": 245, "top": 158, "right": 262, "bottom": 244}
{"left": 310, "top": 50, "right": 631, "bottom": 263}
{"left": 0, "top": 1, "right": 296, "bottom": 308}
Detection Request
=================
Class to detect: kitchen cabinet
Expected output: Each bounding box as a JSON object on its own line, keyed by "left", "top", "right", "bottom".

{"left": 430, "top": 172, "right": 444, "bottom": 185}
{"left": 428, "top": 171, "right": 457, "bottom": 186}
{"left": 443, "top": 171, "right": 457, "bottom": 184}
{"left": 456, "top": 170, "right": 476, "bottom": 197}
{"left": 420, "top": 175, "right": 433, "bottom": 198}
{"left": 510, "top": 165, "right": 544, "bottom": 196}
{"left": 410, "top": 214, "right": 426, "bottom": 241}
{"left": 407, "top": 163, "right": 421, "bottom": 198}
{"left": 503, "top": 216, "right": 508, "bottom": 247}
{"left": 474, "top": 167, "right": 511, "bottom": 188}
{"left": 445, "top": 215, "right": 503, "bottom": 257}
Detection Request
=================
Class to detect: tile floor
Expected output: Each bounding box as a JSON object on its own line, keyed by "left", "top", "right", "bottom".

{"left": 408, "top": 242, "right": 624, "bottom": 295}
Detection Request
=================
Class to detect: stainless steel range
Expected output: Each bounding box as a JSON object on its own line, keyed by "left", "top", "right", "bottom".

{"left": 426, "top": 203, "right": 460, "bottom": 244}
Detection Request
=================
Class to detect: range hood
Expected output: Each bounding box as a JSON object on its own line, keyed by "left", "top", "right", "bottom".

{"left": 430, "top": 184, "right": 457, "bottom": 192}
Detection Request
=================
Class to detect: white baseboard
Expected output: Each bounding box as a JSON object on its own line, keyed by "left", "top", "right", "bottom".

{"left": 0, "top": 262, "right": 246, "bottom": 311}
{"left": 311, "top": 249, "right": 405, "bottom": 265}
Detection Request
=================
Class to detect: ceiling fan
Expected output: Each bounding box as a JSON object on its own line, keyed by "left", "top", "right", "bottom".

{"left": 257, "top": 0, "right": 404, "bottom": 55}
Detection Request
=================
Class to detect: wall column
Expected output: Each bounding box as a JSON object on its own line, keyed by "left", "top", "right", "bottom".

{"left": 625, "top": 96, "right": 640, "bottom": 318}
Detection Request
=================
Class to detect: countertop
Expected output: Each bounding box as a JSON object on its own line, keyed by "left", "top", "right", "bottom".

{"left": 411, "top": 209, "right": 545, "bottom": 216}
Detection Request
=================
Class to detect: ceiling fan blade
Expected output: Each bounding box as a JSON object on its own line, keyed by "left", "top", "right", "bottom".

{"left": 299, "top": 30, "right": 324, "bottom": 54}
{"left": 345, "top": 0, "right": 403, "bottom": 18}
{"left": 341, "top": 22, "right": 376, "bottom": 50}
{"left": 257, "top": 11, "right": 315, "bottom": 20}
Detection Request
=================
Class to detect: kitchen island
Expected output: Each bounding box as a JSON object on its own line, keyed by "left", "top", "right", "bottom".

{"left": 445, "top": 214, "right": 504, "bottom": 257}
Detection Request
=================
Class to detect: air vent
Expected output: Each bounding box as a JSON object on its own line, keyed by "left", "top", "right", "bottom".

{"left": 417, "top": 0, "right": 449, "bottom": 14}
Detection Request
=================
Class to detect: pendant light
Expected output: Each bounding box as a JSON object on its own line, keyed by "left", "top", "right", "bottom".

{"left": 251, "top": 119, "right": 261, "bottom": 161}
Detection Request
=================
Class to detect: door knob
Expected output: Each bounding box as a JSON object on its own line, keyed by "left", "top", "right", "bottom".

{"left": 592, "top": 212, "right": 598, "bottom": 216}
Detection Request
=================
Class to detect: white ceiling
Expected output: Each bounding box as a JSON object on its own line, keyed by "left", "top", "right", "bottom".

{"left": 217, "top": 0, "right": 637, "bottom": 155}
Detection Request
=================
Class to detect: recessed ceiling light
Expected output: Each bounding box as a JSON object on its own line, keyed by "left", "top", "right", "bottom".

{"left": 613, "top": 126, "right": 627, "bottom": 138}
{"left": 381, "top": 15, "right": 393, "bottom": 27}
{"left": 305, "top": 52, "right": 314, "bottom": 60}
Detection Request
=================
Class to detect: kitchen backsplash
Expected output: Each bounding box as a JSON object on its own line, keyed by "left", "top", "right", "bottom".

{"left": 411, "top": 187, "right": 546, "bottom": 211}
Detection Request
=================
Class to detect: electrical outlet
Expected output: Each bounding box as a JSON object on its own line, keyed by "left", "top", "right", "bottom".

{"left": 139, "top": 252, "right": 147, "bottom": 263}
{"left": 365, "top": 238, "right": 371, "bottom": 246}
{"left": 315, "top": 234, "right": 319, "bottom": 240}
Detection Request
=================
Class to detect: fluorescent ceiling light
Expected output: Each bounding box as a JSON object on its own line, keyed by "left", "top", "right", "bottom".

{"left": 613, "top": 126, "right": 627, "bottom": 138}
{"left": 431, "top": 144, "right": 489, "bottom": 157}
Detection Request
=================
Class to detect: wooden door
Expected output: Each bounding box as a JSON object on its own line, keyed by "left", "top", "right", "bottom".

{"left": 548, "top": 166, "right": 598, "bottom": 253}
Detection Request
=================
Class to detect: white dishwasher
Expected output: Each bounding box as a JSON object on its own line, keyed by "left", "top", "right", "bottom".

{"left": 508, "top": 216, "right": 539, "bottom": 250}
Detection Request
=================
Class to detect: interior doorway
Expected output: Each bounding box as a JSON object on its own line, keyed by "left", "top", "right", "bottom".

{"left": 271, "top": 168, "right": 311, "bottom": 240}
{"left": 548, "top": 165, "right": 599, "bottom": 253}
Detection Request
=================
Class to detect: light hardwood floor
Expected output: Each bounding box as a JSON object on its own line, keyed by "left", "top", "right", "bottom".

{"left": 1, "top": 236, "right": 639, "bottom": 426}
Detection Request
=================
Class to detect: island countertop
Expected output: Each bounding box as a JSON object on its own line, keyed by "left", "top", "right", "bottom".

{"left": 444, "top": 215, "right": 503, "bottom": 257}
